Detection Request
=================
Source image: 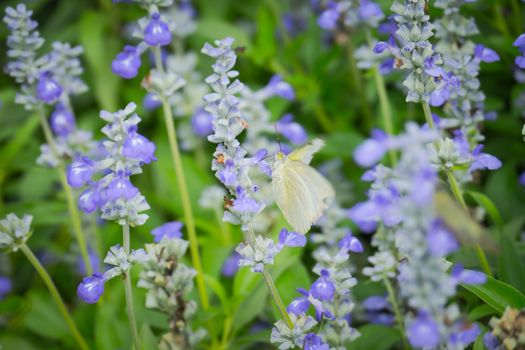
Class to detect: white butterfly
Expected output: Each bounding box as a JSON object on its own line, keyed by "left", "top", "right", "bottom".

{"left": 271, "top": 139, "right": 335, "bottom": 234}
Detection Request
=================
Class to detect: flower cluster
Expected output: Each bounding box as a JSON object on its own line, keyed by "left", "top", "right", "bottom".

{"left": 138, "top": 233, "right": 206, "bottom": 348}
{"left": 201, "top": 37, "right": 268, "bottom": 231}
{"left": 316, "top": 0, "right": 384, "bottom": 31}
{"left": 67, "top": 102, "right": 155, "bottom": 227}
{"left": 0, "top": 214, "right": 33, "bottom": 253}
{"left": 374, "top": 0, "right": 453, "bottom": 103}
{"left": 283, "top": 203, "right": 363, "bottom": 348}
{"left": 4, "top": 4, "right": 95, "bottom": 168}
{"left": 77, "top": 244, "right": 148, "bottom": 303}
{"left": 351, "top": 123, "right": 486, "bottom": 348}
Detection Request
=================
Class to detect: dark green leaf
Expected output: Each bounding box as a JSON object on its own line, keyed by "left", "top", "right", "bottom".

{"left": 461, "top": 275, "right": 525, "bottom": 314}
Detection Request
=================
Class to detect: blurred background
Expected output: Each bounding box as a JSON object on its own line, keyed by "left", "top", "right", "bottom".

{"left": 0, "top": 0, "right": 524, "bottom": 349}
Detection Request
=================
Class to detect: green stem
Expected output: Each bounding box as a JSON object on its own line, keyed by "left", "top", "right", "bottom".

{"left": 122, "top": 224, "right": 141, "bottom": 350}
{"left": 37, "top": 108, "right": 93, "bottom": 275}
{"left": 247, "top": 226, "right": 293, "bottom": 329}
{"left": 347, "top": 40, "right": 373, "bottom": 131}
{"left": 422, "top": 102, "right": 492, "bottom": 277}
{"left": 383, "top": 277, "right": 409, "bottom": 350}
{"left": 154, "top": 47, "right": 209, "bottom": 310}
{"left": 20, "top": 244, "right": 89, "bottom": 350}
{"left": 372, "top": 64, "right": 397, "bottom": 166}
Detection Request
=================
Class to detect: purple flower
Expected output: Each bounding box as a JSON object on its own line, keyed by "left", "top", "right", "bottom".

{"left": 407, "top": 312, "right": 441, "bottom": 348}
{"left": 151, "top": 221, "right": 183, "bottom": 242}
{"left": 122, "top": 127, "right": 156, "bottom": 164}
{"left": 451, "top": 264, "right": 486, "bottom": 285}
{"left": 105, "top": 173, "right": 139, "bottom": 201}
{"left": 514, "top": 34, "right": 525, "bottom": 68}
{"left": 358, "top": 0, "right": 383, "bottom": 22}
{"left": 265, "top": 75, "right": 295, "bottom": 100}
{"left": 232, "top": 186, "right": 261, "bottom": 213}
{"left": 483, "top": 332, "right": 500, "bottom": 350}
{"left": 276, "top": 114, "right": 308, "bottom": 145}
{"left": 474, "top": 45, "right": 500, "bottom": 63}
{"left": 429, "top": 72, "right": 460, "bottom": 107}
{"left": 247, "top": 149, "right": 272, "bottom": 177}
{"left": 0, "top": 276, "right": 12, "bottom": 300}
{"left": 367, "top": 312, "right": 395, "bottom": 325}
{"left": 310, "top": 270, "right": 335, "bottom": 301}
{"left": 347, "top": 201, "right": 378, "bottom": 233}
{"left": 67, "top": 156, "right": 95, "bottom": 188}
{"left": 77, "top": 272, "right": 105, "bottom": 303}
{"left": 304, "top": 333, "right": 329, "bottom": 350}
{"left": 427, "top": 220, "right": 459, "bottom": 256}
{"left": 78, "top": 185, "right": 102, "bottom": 213}
{"left": 338, "top": 231, "right": 364, "bottom": 253}
{"left": 144, "top": 13, "right": 172, "bottom": 46}
{"left": 449, "top": 323, "right": 481, "bottom": 346}
{"left": 287, "top": 288, "right": 310, "bottom": 315}
{"left": 470, "top": 145, "right": 501, "bottom": 171}
{"left": 218, "top": 159, "right": 238, "bottom": 186}
{"left": 278, "top": 228, "right": 306, "bottom": 249}
{"left": 112, "top": 45, "right": 141, "bottom": 79}
{"left": 191, "top": 108, "right": 214, "bottom": 137}
{"left": 353, "top": 130, "right": 388, "bottom": 167}
{"left": 519, "top": 171, "right": 525, "bottom": 186}
{"left": 317, "top": 1, "right": 340, "bottom": 30}
{"left": 143, "top": 92, "right": 162, "bottom": 110}
{"left": 36, "top": 72, "right": 62, "bottom": 103}
{"left": 50, "top": 103, "right": 76, "bottom": 136}
{"left": 362, "top": 295, "right": 390, "bottom": 311}
{"left": 222, "top": 251, "right": 241, "bottom": 277}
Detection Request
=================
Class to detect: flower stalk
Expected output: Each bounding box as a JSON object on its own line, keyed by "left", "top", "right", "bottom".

{"left": 20, "top": 243, "right": 89, "bottom": 350}
{"left": 122, "top": 223, "right": 141, "bottom": 350}
{"left": 154, "top": 47, "right": 209, "bottom": 310}
{"left": 37, "top": 107, "right": 93, "bottom": 275}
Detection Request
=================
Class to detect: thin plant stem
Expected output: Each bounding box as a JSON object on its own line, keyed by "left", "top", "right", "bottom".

{"left": 347, "top": 40, "right": 373, "bottom": 131}
{"left": 37, "top": 108, "right": 93, "bottom": 275}
{"left": 383, "top": 277, "right": 409, "bottom": 350}
{"left": 20, "top": 244, "right": 89, "bottom": 350}
{"left": 247, "top": 226, "right": 293, "bottom": 329}
{"left": 372, "top": 64, "right": 397, "bottom": 165}
{"left": 154, "top": 47, "right": 209, "bottom": 310}
{"left": 421, "top": 102, "right": 492, "bottom": 277}
{"left": 122, "top": 224, "right": 141, "bottom": 350}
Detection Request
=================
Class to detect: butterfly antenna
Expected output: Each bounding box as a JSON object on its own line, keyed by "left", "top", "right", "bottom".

{"left": 274, "top": 123, "right": 283, "bottom": 154}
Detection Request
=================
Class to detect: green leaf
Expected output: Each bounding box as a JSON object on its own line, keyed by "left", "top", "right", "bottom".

{"left": 195, "top": 18, "right": 250, "bottom": 49}
{"left": 23, "top": 290, "right": 69, "bottom": 343}
{"left": 498, "top": 233, "right": 525, "bottom": 294}
{"left": 232, "top": 280, "right": 268, "bottom": 333}
{"left": 468, "top": 304, "right": 498, "bottom": 321}
{"left": 466, "top": 191, "right": 504, "bottom": 229}
{"left": 140, "top": 324, "right": 159, "bottom": 350}
{"left": 204, "top": 274, "right": 229, "bottom": 310}
{"left": 348, "top": 324, "right": 401, "bottom": 350}
{"left": 461, "top": 275, "right": 525, "bottom": 314}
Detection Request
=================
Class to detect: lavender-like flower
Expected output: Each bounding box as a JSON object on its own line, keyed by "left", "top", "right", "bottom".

{"left": 151, "top": 221, "right": 183, "bottom": 242}
{"left": 351, "top": 123, "right": 486, "bottom": 347}
{"left": 68, "top": 102, "right": 154, "bottom": 226}
{"left": 77, "top": 273, "right": 105, "bottom": 304}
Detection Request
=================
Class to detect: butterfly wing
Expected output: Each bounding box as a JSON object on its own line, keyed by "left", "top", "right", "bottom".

{"left": 287, "top": 138, "right": 325, "bottom": 165}
{"left": 273, "top": 160, "right": 335, "bottom": 234}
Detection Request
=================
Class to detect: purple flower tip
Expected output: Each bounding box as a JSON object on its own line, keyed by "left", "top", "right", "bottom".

{"left": 151, "top": 221, "right": 183, "bottom": 242}
{"left": 278, "top": 228, "right": 307, "bottom": 249}
{"left": 304, "top": 333, "right": 329, "bottom": 350}
{"left": 191, "top": 108, "right": 214, "bottom": 137}
{"left": 221, "top": 251, "right": 242, "bottom": 277}
{"left": 77, "top": 273, "right": 105, "bottom": 304}
{"left": 339, "top": 232, "right": 364, "bottom": 253}
{"left": 122, "top": 130, "right": 156, "bottom": 164}
{"left": 144, "top": 13, "right": 172, "bottom": 46}
{"left": 36, "top": 72, "right": 63, "bottom": 103}
{"left": 0, "top": 276, "right": 13, "bottom": 300}
{"left": 310, "top": 270, "right": 335, "bottom": 301}
{"left": 407, "top": 312, "right": 441, "bottom": 348}
{"left": 67, "top": 156, "right": 95, "bottom": 188}
{"left": 112, "top": 46, "right": 141, "bottom": 79}
{"left": 50, "top": 103, "right": 76, "bottom": 136}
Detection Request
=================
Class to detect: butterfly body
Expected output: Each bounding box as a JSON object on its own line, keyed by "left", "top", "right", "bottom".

{"left": 271, "top": 139, "right": 335, "bottom": 234}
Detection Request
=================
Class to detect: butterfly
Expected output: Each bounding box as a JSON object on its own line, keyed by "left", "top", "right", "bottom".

{"left": 271, "top": 139, "right": 335, "bottom": 234}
